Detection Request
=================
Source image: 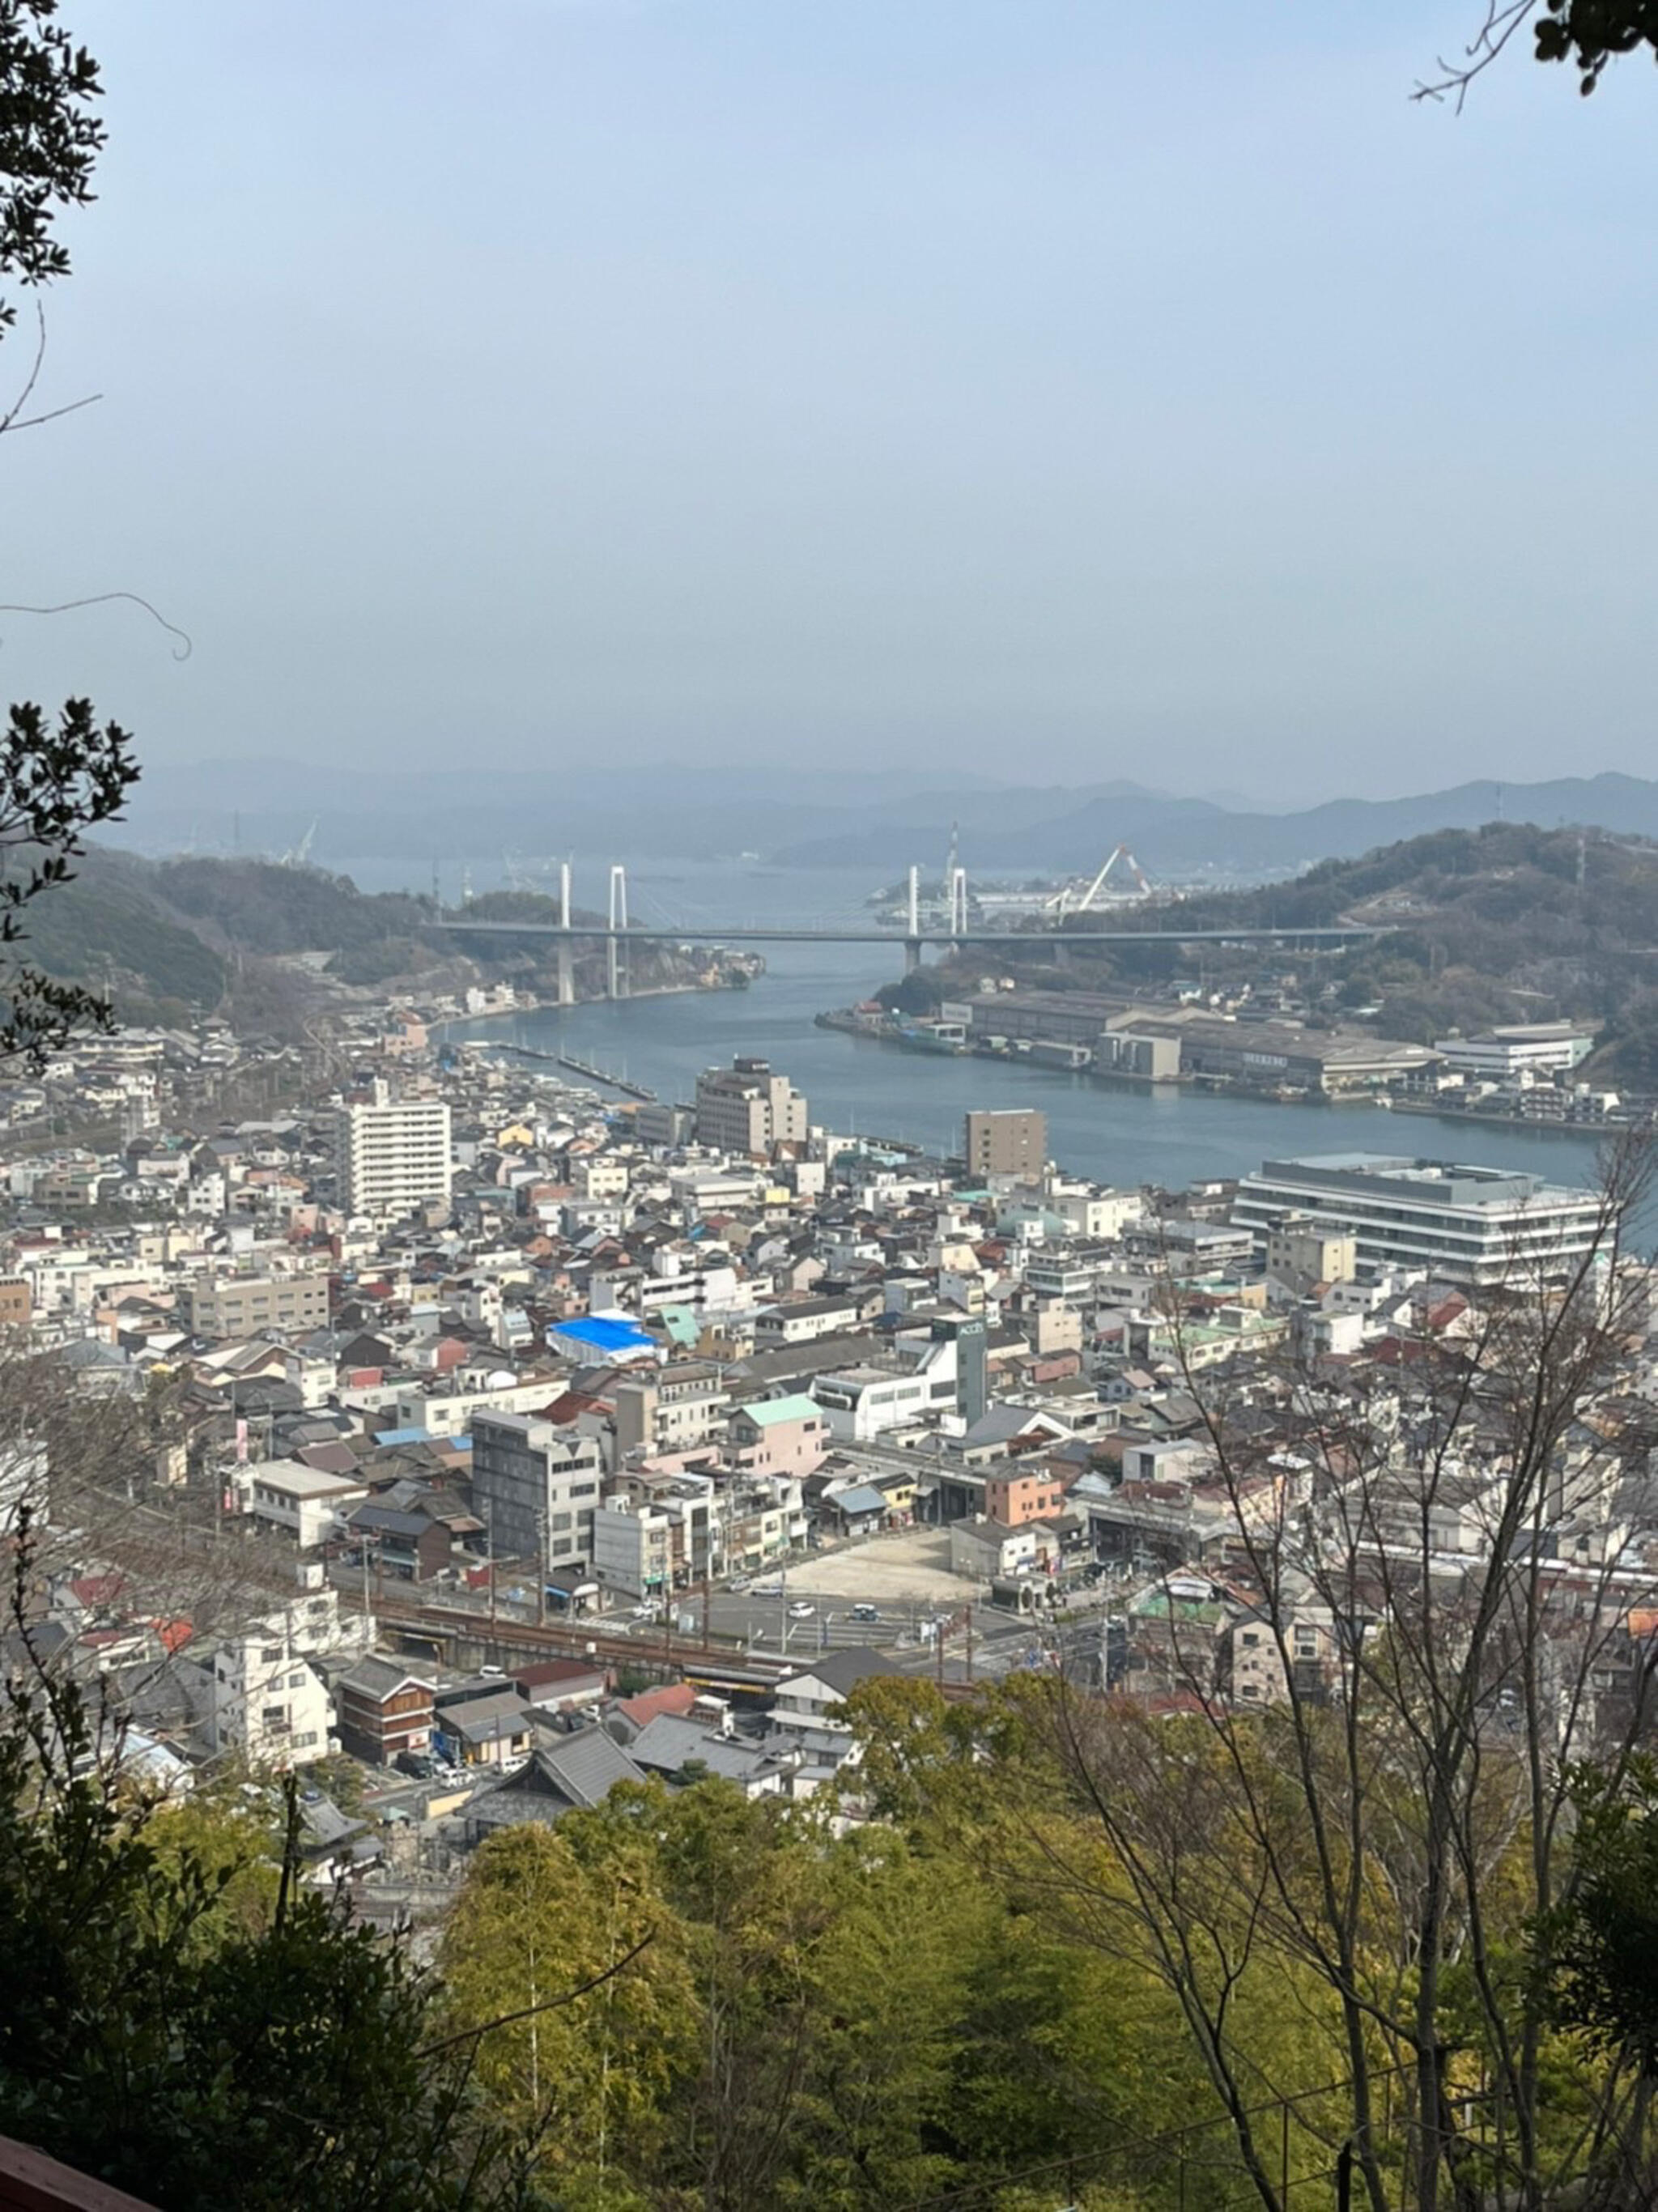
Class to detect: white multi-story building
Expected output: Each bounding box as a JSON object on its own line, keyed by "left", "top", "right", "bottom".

{"left": 1435, "top": 1024, "right": 1595, "bottom": 1082}
{"left": 243, "top": 1458, "right": 368, "bottom": 1547}
{"left": 593, "top": 1478, "right": 717, "bottom": 1597}
{"left": 767, "top": 1650, "right": 907, "bottom": 1789}
{"left": 810, "top": 1367, "right": 929, "bottom": 1443}
{"left": 210, "top": 1585, "right": 347, "bottom": 1769}
{"left": 593, "top": 1495, "right": 675, "bottom": 1598}
{"left": 334, "top": 1081, "right": 452, "bottom": 1220}
{"left": 1234, "top": 1155, "right": 1605, "bottom": 1289}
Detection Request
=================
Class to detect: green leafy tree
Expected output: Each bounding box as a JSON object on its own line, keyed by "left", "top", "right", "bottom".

{"left": 1546, "top": 1757, "right": 1658, "bottom": 2071}
{"left": 438, "top": 1819, "right": 693, "bottom": 2204}
{"left": 0, "top": 3, "right": 141, "bottom": 1065}
{"left": 0, "top": 1561, "right": 542, "bottom": 2210}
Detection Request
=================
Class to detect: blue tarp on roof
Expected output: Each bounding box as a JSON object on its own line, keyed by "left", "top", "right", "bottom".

{"left": 551, "top": 1315, "right": 657, "bottom": 1355}
{"left": 372, "top": 1426, "right": 432, "bottom": 1448}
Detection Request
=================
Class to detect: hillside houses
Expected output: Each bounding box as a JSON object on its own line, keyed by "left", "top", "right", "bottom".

{"left": 4, "top": 1011, "right": 1658, "bottom": 1895}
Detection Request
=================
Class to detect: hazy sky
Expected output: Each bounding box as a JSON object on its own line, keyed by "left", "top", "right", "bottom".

{"left": 5, "top": 0, "right": 1657, "bottom": 802}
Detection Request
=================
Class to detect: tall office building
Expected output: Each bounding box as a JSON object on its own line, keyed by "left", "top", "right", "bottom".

{"left": 693, "top": 1057, "right": 808, "bottom": 1156}
{"left": 963, "top": 1108, "right": 1048, "bottom": 1180}
{"left": 334, "top": 1081, "right": 453, "bottom": 1220}
{"left": 470, "top": 1412, "right": 607, "bottom": 1568}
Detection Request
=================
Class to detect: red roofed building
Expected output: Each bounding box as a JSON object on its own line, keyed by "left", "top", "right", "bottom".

{"left": 610, "top": 1683, "right": 698, "bottom": 1736}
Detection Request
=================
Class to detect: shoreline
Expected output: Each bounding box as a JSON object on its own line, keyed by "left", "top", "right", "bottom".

{"left": 814, "top": 1007, "right": 1618, "bottom": 1146}
{"left": 438, "top": 976, "right": 747, "bottom": 1029}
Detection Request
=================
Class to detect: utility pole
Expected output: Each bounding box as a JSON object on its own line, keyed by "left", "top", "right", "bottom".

{"left": 487, "top": 1508, "right": 498, "bottom": 1641}
{"left": 965, "top": 1602, "right": 974, "bottom": 1682}
{"left": 536, "top": 1506, "right": 546, "bottom": 1628}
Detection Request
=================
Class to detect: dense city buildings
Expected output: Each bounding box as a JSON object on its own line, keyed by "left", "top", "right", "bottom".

{"left": 6, "top": 995, "right": 1656, "bottom": 2016}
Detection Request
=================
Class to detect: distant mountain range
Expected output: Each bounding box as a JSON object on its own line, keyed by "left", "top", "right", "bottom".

{"left": 774, "top": 775, "right": 1658, "bottom": 878}
{"left": 112, "top": 761, "right": 1658, "bottom": 881}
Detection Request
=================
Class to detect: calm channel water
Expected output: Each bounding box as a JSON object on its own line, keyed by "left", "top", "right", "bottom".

{"left": 403, "top": 856, "right": 1613, "bottom": 1204}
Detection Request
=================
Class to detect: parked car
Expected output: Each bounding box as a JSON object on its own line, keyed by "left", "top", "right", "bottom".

{"left": 849, "top": 1603, "right": 880, "bottom": 1623}
{"left": 788, "top": 1600, "right": 814, "bottom": 1619}
{"left": 728, "top": 1574, "right": 753, "bottom": 1593}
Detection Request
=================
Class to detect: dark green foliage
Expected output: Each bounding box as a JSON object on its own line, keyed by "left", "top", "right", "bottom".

{"left": 1545, "top": 1758, "right": 1658, "bottom": 2069}
{"left": 1535, "top": 0, "right": 1658, "bottom": 91}
{"left": 0, "top": 1551, "right": 546, "bottom": 2210}
{"left": 0, "top": 0, "right": 102, "bottom": 330}
{"left": 154, "top": 856, "right": 431, "bottom": 959}
{"left": 460, "top": 891, "right": 563, "bottom": 925}
{"left": 17, "top": 857, "right": 225, "bottom": 1016}
{"left": 0, "top": 691, "right": 142, "bottom": 1075}
{"left": 876, "top": 967, "right": 949, "bottom": 1015}
{"left": 1056, "top": 822, "right": 1658, "bottom": 1054}
{"left": 0, "top": 10, "right": 151, "bottom": 1066}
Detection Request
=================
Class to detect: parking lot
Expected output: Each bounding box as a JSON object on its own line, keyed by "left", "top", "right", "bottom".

{"left": 771, "top": 1527, "right": 965, "bottom": 1607}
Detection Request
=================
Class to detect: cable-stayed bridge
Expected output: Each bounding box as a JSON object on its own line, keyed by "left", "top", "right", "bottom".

{"left": 429, "top": 860, "right": 1382, "bottom": 1001}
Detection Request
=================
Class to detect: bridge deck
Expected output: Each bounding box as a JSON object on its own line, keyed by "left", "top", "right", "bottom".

{"left": 433, "top": 920, "right": 1382, "bottom": 946}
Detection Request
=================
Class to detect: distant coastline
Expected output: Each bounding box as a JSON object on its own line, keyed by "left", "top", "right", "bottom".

{"left": 814, "top": 1005, "right": 1618, "bottom": 1144}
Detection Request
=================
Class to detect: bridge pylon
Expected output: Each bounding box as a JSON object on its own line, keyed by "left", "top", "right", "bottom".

{"left": 606, "top": 864, "right": 629, "bottom": 999}
{"left": 905, "top": 863, "right": 925, "bottom": 972}
{"left": 556, "top": 860, "right": 575, "bottom": 1006}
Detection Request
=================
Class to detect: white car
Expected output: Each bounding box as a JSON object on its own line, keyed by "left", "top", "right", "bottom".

{"left": 788, "top": 1600, "right": 814, "bottom": 1619}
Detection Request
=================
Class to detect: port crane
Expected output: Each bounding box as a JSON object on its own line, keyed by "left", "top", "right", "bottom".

{"left": 278, "top": 819, "right": 317, "bottom": 868}
{"left": 1045, "top": 844, "right": 1155, "bottom": 915}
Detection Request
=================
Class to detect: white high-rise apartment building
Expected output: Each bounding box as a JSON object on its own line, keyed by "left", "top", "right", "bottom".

{"left": 334, "top": 1079, "right": 453, "bottom": 1220}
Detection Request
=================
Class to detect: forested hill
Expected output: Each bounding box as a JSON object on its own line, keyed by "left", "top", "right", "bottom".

{"left": 15, "top": 851, "right": 706, "bottom": 1036}
{"left": 1141, "top": 822, "right": 1658, "bottom": 943}
{"left": 1066, "top": 823, "right": 1658, "bottom": 1074}
{"left": 15, "top": 851, "right": 443, "bottom": 1030}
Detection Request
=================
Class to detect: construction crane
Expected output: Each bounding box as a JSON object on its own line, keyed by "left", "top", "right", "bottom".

{"left": 1047, "top": 845, "right": 1155, "bottom": 915}
{"left": 278, "top": 819, "right": 317, "bottom": 868}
